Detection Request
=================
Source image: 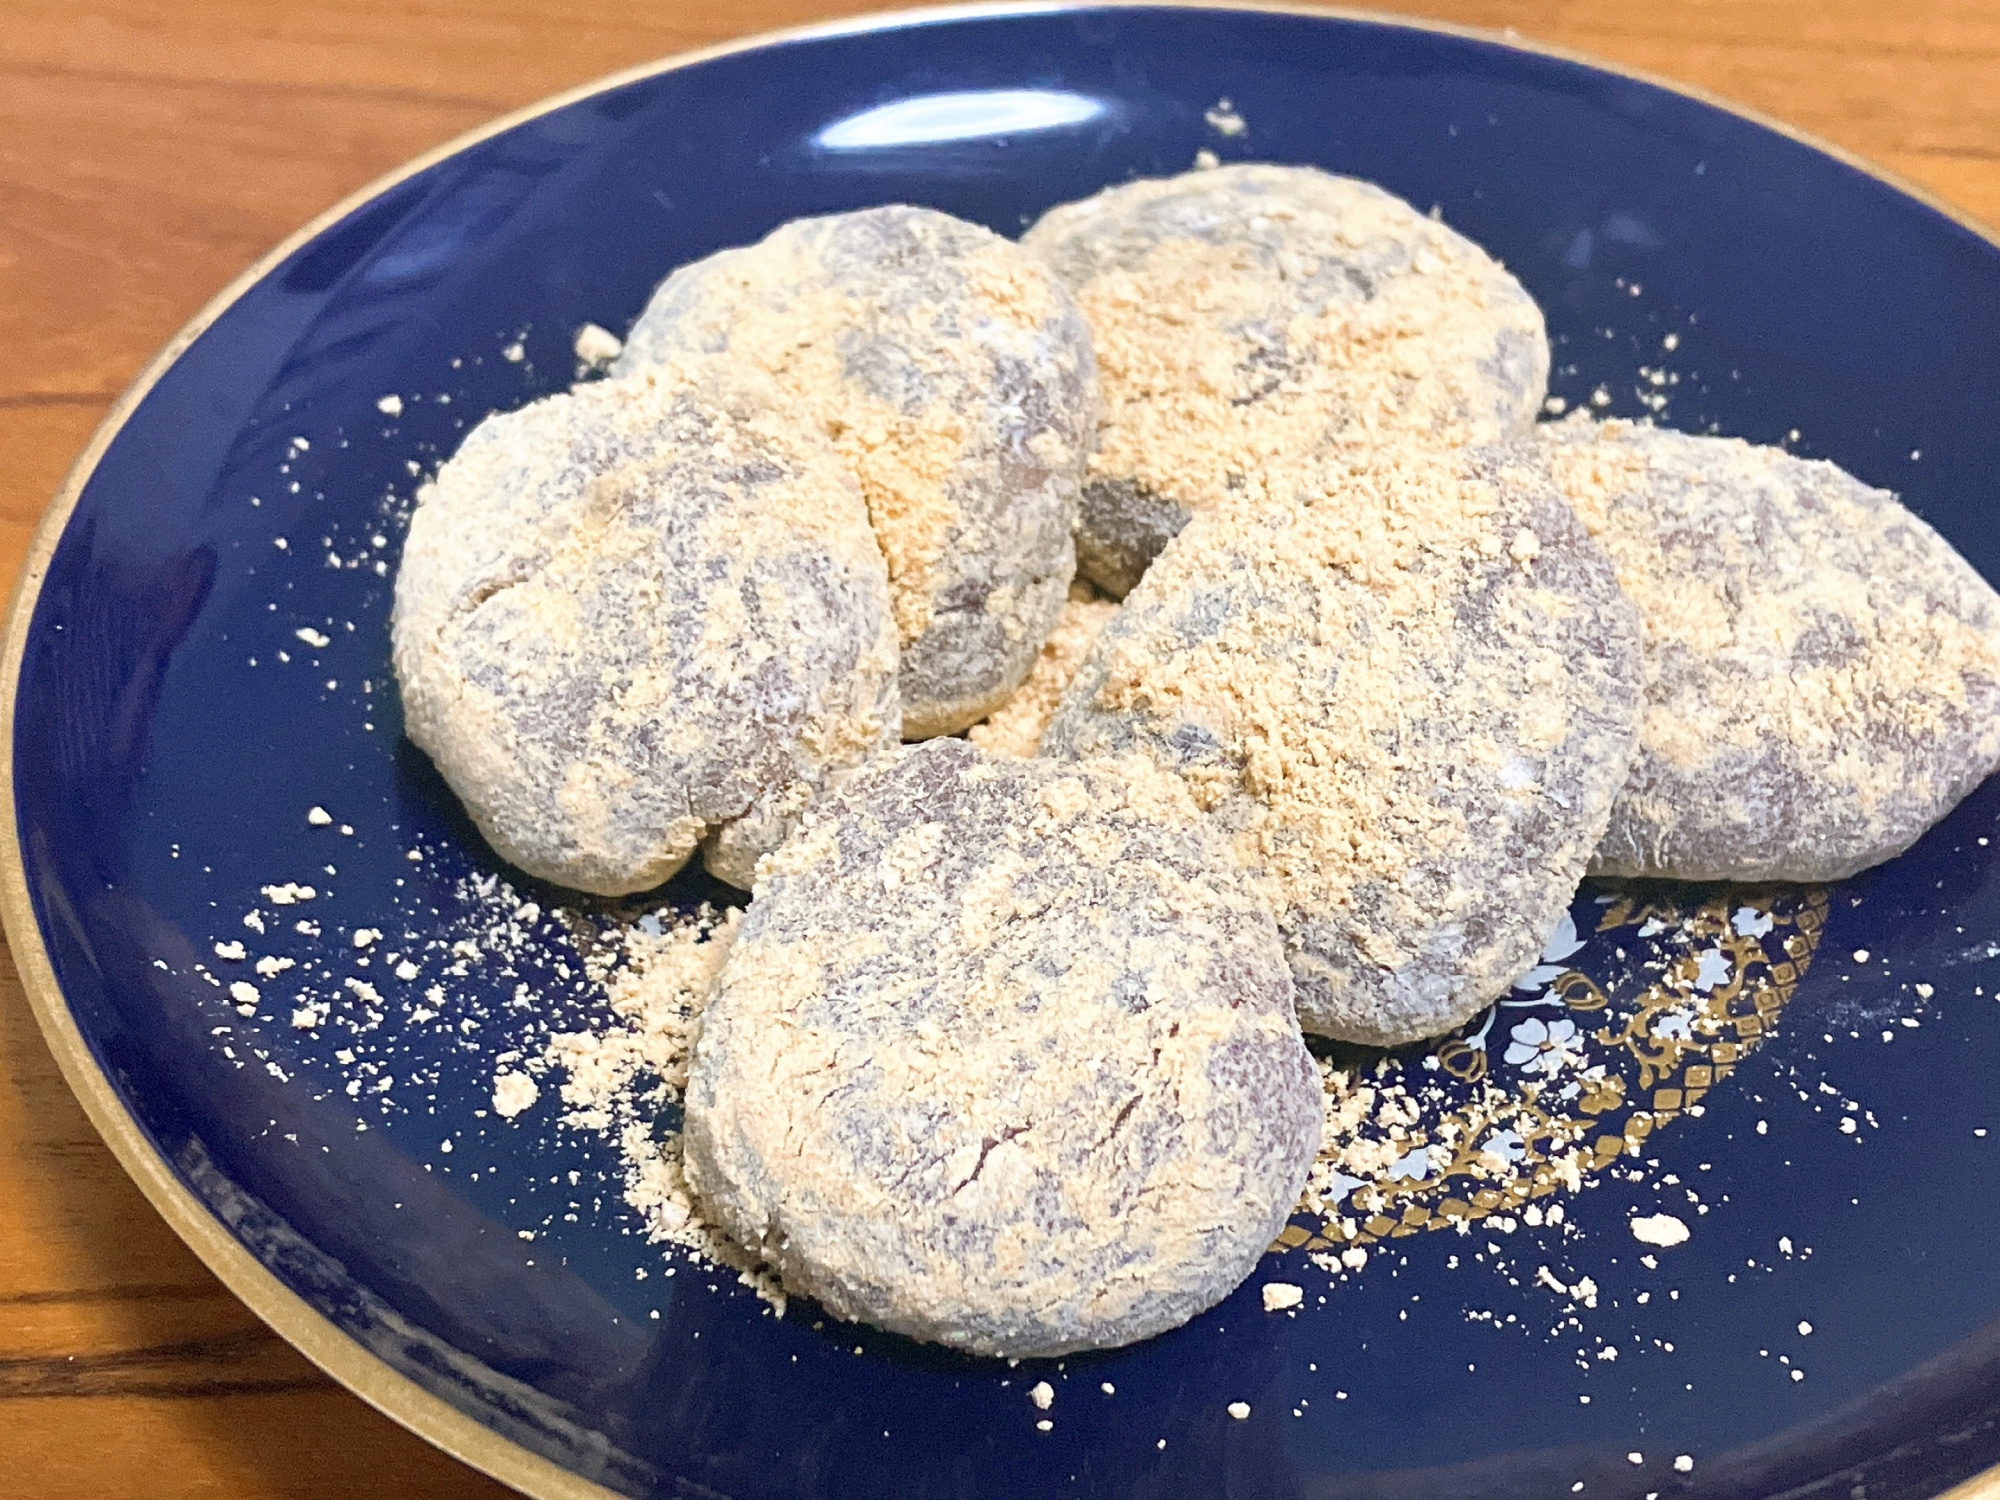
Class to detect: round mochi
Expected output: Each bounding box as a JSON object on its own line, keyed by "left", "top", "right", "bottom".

{"left": 614, "top": 205, "right": 1098, "bottom": 738}
{"left": 1539, "top": 414, "right": 2000, "bottom": 881}
{"left": 391, "top": 358, "right": 899, "bottom": 896}
{"left": 1041, "top": 442, "right": 1643, "bottom": 1046}
{"left": 1021, "top": 163, "right": 1550, "bottom": 596}
{"left": 682, "top": 738, "right": 1319, "bottom": 1358}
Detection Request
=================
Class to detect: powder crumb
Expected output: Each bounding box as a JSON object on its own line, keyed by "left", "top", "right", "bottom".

{"left": 493, "top": 1070, "right": 539, "bottom": 1119}
{"left": 352, "top": 928, "right": 381, "bottom": 949}
{"left": 502, "top": 341, "right": 526, "bottom": 363}
{"left": 1632, "top": 1213, "right": 1691, "bottom": 1248}
{"left": 254, "top": 955, "right": 294, "bottom": 978}
{"left": 1262, "top": 1282, "right": 1304, "bottom": 1312}
{"left": 307, "top": 806, "right": 333, "bottom": 826}
{"left": 213, "top": 940, "right": 246, "bottom": 962}
{"left": 574, "top": 322, "right": 623, "bottom": 369}
{"left": 1029, "top": 1381, "right": 1055, "bottom": 1410}
{"left": 1227, "top": 1401, "right": 1251, "bottom": 1420}
{"left": 296, "top": 628, "right": 331, "bottom": 649}
{"left": 1204, "top": 98, "right": 1247, "bottom": 137}
{"left": 1035, "top": 1419, "right": 1053, "bottom": 1432}
{"left": 1674, "top": 1456, "right": 1694, "bottom": 1473}
{"left": 228, "top": 981, "right": 258, "bottom": 1006}
{"left": 376, "top": 394, "right": 404, "bottom": 417}
{"left": 261, "top": 883, "right": 316, "bottom": 905}
{"left": 1193, "top": 148, "right": 1221, "bottom": 170}
{"left": 1853, "top": 949, "right": 1870, "bottom": 963}
{"left": 395, "top": 959, "right": 421, "bottom": 981}
{"left": 1915, "top": 982, "right": 1934, "bottom": 999}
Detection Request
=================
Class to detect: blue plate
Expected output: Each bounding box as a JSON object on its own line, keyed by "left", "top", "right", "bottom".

{"left": 8, "top": 6, "right": 2000, "bottom": 1497}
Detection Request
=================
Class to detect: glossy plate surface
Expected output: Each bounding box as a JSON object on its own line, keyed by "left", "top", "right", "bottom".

{"left": 8, "top": 6, "right": 2000, "bottom": 1498}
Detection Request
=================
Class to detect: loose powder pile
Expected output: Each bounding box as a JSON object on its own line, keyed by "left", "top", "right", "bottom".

{"left": 533, "top": 903, "right": 787, "bottom": 1307}
{"left": 965, "top": 583, "right": 1119, "bottom": 758}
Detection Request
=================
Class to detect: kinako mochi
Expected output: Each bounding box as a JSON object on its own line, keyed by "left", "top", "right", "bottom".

{"left": 1021, "top": 163, "right": 1550, "bottom": 596}
{"left": 1539, "top": 414, "right": 2000, "bottom": 882}
{"left": 391, "top": 356, "right": 899, "bottom": 895}
{"left": 682, "top": 739, "right": 1320, "bottom": 1359}
{"left": 1041, "top": 439, "right": 1643, "bottom": 1047}
{"left": 615, "top": 205, "right": 1098, "bottom": 739}
{"left": 389, "top": 163, "right": 2000, "bottom": 1363}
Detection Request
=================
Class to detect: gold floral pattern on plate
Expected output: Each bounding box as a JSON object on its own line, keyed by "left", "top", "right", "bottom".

{"left": 1274, "top": 884, "right": 1830, "bottom": 1258}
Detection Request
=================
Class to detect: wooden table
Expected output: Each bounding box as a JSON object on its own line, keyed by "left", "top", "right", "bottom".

{"left": 2, "top": 2, "right": 1995, "bottom": 1494}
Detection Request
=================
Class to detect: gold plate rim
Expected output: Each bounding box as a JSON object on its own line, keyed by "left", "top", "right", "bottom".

{"left": 2, "top": 5, "right": 1995, "bottom": 1497}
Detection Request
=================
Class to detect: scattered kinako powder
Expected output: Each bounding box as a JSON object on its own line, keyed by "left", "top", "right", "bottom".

{"left": 537, "top": 904, "right": 788, "bottom": 1308}
{"left": 528, "top": 899, "right": 1574, "bottom": 1307}
{"left": 524, "top": 883, "right": 1795, "bottom": 1313}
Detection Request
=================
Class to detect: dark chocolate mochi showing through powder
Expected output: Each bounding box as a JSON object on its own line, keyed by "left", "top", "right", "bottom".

{"left": 682, "top": 738, "right": 1319, "bottom": 1358}
{"left": 1021, "top": 163, "right": 1550, "bottom": 596}
{"left": 391, "top": 357, "right": 899, "bottom": 896}
{"left": 1042, "top": 441, "right": 1643, "bottom": 1047}
{"left": 614, "top": 205, "right": 1098, "bottom": 738}
{"left": 1540, "top": 414, "right": 2000, "bottom": 880}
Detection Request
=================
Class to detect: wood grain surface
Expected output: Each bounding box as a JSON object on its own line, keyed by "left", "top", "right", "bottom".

{"left": 1, "top": 3, "right": 1995, "bottom": 1496}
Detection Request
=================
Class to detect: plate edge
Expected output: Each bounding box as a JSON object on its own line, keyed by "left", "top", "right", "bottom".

{"left": 1, "top": 5, "right": 1996, "bottom": 1499}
